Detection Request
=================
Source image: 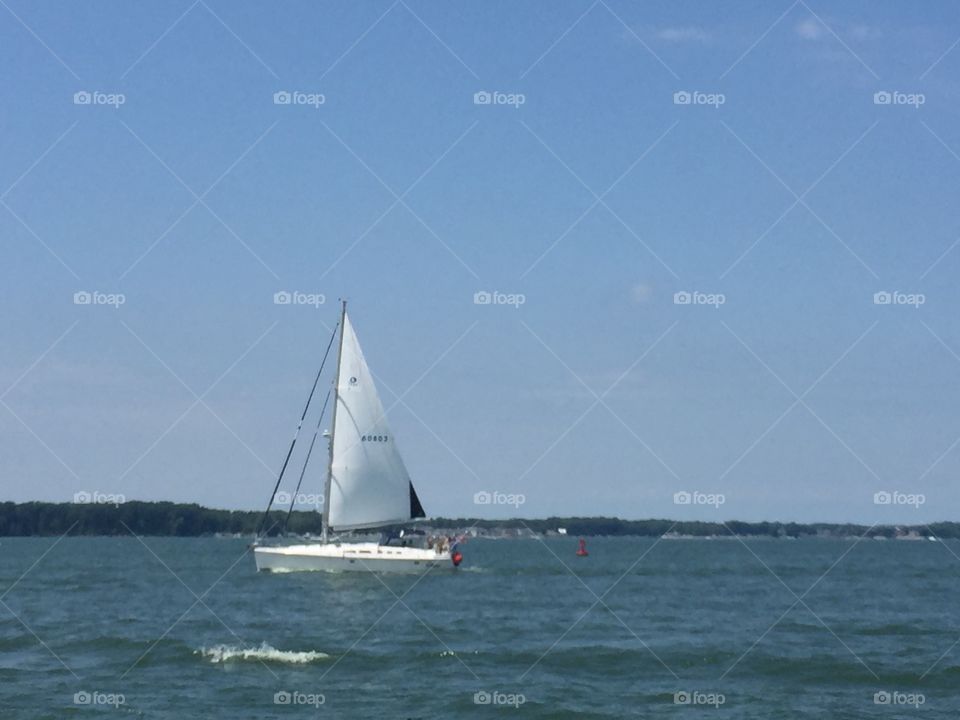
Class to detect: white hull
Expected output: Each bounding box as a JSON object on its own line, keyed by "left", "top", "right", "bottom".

{"left": 253, "top": 542, "right": 451, "bottom": 573}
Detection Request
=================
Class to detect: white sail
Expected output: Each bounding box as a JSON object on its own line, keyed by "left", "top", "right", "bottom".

{"left": 327, "top": 312, "right": 423, "bottom": 531}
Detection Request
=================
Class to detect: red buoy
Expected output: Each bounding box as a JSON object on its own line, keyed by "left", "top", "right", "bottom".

{"left": 451, "top": 551, "right": 463, "bottom": 567}
{"left": 576, "top": 538, "right": 589, "bottom": 557}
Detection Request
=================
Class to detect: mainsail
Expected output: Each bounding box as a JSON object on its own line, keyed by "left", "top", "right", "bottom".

{"left": 326, "top": 311, "right": 426, "bottom": 531}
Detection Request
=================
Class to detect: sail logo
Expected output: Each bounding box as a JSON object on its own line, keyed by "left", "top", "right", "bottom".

{"left": 74, "top": 490, "right": 126, "bottom": 505}
{"left": 873, "top": 90, "right": 924, "bottom": 108}
{"left": 674, "top": 290, "right": 724, "bottom": 308}
{"left": 74, "top": 290, "right": 125, "bottom": 308}
{"left": 474, "top": 290, "right": 525, "bottom": 308}
{"left": 74, "top": 691, "right": 125, "bottom": 707}
{"left": 273, "top": 90, "right": 325, "bottom": 108}
{"left": 473, "top": 90, "right": 525, "bottom": 108}
{"left": 674, "top": 490, "right": 725, "bottom": 508}
{"left": 274, "top": 690, "right": 325, "bottom": 707}
{"left": 873, "top": 290, "right": 924, "bottom": 308}
{"left": 873, "top": 491, "right": 925, "bottom": 508}
{"left": 673, "top": 90, "right": 725, "bottom": 108}
{"left": 73, "top": 90, "right": 125, "bottom": 108}
{"left": 674, "top": 690, "right": 725, "bottom": 707}
{"left": 474, "top": 690, "right": 526, "bottom": 707}
{"left": 274, "top": 290, "right": 325, "bottom": 307}
{"left": 874, "top": 690, "right": 924, "bottom": 708}
{"left": 474, "top": 490, "right": 525, "bottom": 508}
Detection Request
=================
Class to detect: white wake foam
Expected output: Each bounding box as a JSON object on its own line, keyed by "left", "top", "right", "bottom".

{"left": 197, "top": 642, "right": 329, "bottom": 664}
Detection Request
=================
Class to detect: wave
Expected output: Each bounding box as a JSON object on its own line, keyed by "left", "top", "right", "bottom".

{"left": 853, "top": 623, "right": 943, "bottom": 636}
{"left": 196, "top": 642, "right": 329, "bottom": 664}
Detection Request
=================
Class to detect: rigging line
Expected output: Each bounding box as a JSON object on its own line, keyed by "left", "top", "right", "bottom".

{"left": 281, "top": 386, "right": 331, "bottom": 535}
{"left": 256, "top": 321, "right": 339, "bottom": 538}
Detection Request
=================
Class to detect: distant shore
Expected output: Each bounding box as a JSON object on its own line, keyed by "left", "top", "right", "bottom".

{"left": 0, "top": 501, "right": 956, "bottom": 539}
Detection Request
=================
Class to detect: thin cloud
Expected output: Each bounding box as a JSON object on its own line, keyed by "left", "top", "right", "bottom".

{"left": 850, "top": 24, "right": 882, "bottom": 41}
{"left": 796, "top": 17, "right": 881, "bottom": 42}
{"left": 795, "top": 18, "right": 826, "bottom": 41}
{"left": 630, "top": 283, "right": 653, "bottom": 304}
{"left": 657, "top": 26, "right": 710, "bottom": 43}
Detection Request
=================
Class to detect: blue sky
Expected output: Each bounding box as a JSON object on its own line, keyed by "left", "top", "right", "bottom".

{"left": 2, "top": 1, "right": 959, "bottom": 523}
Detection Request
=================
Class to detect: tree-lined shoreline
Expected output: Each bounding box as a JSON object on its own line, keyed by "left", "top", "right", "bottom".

{"left": 0, "top": 501, "right": 956, "bottom": 539}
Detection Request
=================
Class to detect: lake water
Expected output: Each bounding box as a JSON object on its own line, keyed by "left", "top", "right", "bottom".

{"left": 0, "top": 536, "right": 956, "bottom": 718}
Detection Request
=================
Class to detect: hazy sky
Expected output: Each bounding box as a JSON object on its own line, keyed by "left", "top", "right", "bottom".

{"left": 2, "top": 1, "right": 959, "bottom": 524}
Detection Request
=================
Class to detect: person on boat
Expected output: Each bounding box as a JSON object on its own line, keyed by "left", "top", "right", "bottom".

{"left": 379, "top": 529, "right": 402, "bottom": 546}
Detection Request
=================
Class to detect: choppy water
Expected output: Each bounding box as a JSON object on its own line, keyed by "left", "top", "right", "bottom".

{"left": 0, "top": 536, "right": 957, "bottom": 718}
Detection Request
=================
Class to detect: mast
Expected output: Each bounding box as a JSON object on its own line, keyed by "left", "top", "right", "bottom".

{"left": 321, "top": 299, "right": 347, "bottom": 542}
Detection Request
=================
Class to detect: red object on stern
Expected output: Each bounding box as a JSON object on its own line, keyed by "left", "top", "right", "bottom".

{"left": 451, "top": 551, "right": 463, "bottom": 567}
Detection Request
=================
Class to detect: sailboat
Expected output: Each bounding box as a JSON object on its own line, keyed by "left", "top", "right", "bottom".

{"left": 254, "top": 300, "right": 462, "bottom": 573}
